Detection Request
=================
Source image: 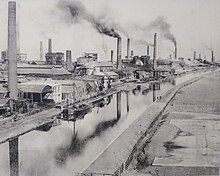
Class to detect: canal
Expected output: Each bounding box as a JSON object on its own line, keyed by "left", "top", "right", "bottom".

{"left": 0, "top": 70, "right": 212, "bottom": 176}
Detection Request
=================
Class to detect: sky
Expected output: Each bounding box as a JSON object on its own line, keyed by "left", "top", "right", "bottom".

{"left": 0, "top": 0, "right": 219, "bottom": 62}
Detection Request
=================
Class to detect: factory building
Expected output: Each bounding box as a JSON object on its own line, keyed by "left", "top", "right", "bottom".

{"left": 45, "top": 52, "right": 64, "bottom": 65}
{"left": 45, "top": 39, "right": 64, "bottom": 65}
{"left": 77, "top": 52, "right": 98, "bottom": 65}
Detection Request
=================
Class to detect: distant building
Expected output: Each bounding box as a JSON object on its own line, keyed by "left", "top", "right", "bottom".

{"left": 1, "top": 63, "right": 72, "bottom": 78}
{"left": 77, "top": 52, "right": 98, "bottom": 65}
{"left": 45, "top": 52, "right": 64, "bottom": 65}
{"left": 17, "top": 53, "right": 27, "bottom": 62}
{"left": 1, "top": 50, "right": 7, "bottom": 62}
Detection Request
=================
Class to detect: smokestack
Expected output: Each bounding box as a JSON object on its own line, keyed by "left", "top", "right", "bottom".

{"left": 66, "top": 50, "right": 72, "bottom": 70}
{"left": 8, "top": 1, "right": 18, "bottom": 100}
{"left": 116, "top": 37, "right": 122, "bottom": 69}
{"left": 110, "top": 50, "right": 114, "bottom": 63}
{"left": 211, "top": 50, "right": 214, "bottom": 62}
{"left": 147, "top": 45, "right": 150, "bottom": 56}
{"left": 40, "top": 41, "right": 43, "bottom": 61}
{"left": 153, "top": 33, "right": 157, "bottom": 70}
{"left": 131, "top": 50, "right": 134, "bottom": 57}
{"left": 48, "top": 39, "right": 52, "bottom": 53}
{"left": 199, "top": 53, "right": 201, "bottom": 60}
{"left": 127, "top": 38, "right": 130, "bottom": 59}
{"left": 174, "top": 44, "right": 177, "bottom": 59}
{"left": 193, "top": 51, "right": 196, "bottom": 60}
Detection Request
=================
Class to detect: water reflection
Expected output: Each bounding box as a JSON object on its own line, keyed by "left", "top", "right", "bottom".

{"left": 55, "top": 117, "right": 119, "bottom": 167}
{"left": 9, "top": 138, "right": 19, "bottom": 176}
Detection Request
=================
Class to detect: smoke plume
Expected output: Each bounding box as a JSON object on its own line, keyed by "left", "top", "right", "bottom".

{"left": 147, "top": 16, "right": 177, "bottom": 47}
{"left": 57, "top": 0, "right": 121, "bottom": 38}
{"left": 134, "top": 39, "right": 153, "bottom": 47}
{"left": 201, "top": 43, "right": 212, "bottom": 51}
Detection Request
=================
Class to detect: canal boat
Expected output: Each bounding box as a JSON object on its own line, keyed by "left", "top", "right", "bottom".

{"left": 72, "top": 104, "right": 91, "bottom": 116}
{"left": 62, "top": 103, "right": 91, "bottom": 120}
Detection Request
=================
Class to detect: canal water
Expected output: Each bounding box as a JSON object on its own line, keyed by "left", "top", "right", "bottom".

{"left": 0, "top": 70, "right": 212, "bottom": 176}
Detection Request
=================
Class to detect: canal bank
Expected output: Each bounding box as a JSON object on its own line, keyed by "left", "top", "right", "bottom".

{"left": 125, "top": 70, "right": 220, "bottom": 176}
{"left": 83, "top": 70, "right": 218, "bottom": 176}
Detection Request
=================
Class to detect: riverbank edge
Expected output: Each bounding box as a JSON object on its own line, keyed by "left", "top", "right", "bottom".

{"left": 83, "top": 71, "right": 216, "bottom": 176}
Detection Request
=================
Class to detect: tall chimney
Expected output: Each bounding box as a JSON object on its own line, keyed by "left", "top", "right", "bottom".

{"left": 147, "top": 45, "right": 150, "bottom": 56}
{"left": 66, "top": 50, "right": 72, "bottom": 70}
{"left": 174, "top": 44, "right": 177, "bottom": 59}
{"left": 110, "top": 50, "right": 114, "bottom": 63}
{"left": 116, "top": 37, "right": 122, "bottom": 69}
{"left": 199, "top": 53, "right": 201, "bottom": 60}
{"left": 211, "top": 50, "right": 214, "bottom": 63}
{"left": 48, "top": 39, "right": 52, "bottom": 53}
{"left": 127, "top": 38, "right": 130, "bottom": 59}
{"left": 8, "top": 1, "right": 18, "bottom": 101}
{"left": 40, "top": 41, "right": 43, "bottom": 61}
{"left": 193, "top": 51, "right": 196, "bottom": 60}
{"left": 153, "top": 33, "right": 157, "bottom": 70}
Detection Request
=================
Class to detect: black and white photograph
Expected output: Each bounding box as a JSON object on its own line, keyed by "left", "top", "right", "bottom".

{"left": 0, "top": 0, "right": 219, "bottom": 175}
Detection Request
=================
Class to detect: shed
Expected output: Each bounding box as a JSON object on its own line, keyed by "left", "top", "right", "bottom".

{"left": 18, "top": 84, "right": 53, "bottom": 103}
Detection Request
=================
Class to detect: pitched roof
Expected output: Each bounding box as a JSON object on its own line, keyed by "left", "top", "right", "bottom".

{"left": 18, "top": 84, "right": 53, "bottom": 93}
{"left": 16, "top": 65, "right": 71, "bottom": 76}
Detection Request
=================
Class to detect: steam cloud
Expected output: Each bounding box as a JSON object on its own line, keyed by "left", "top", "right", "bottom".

{"left": 57, "top": 0, "right": 121, "bottom": 38}
{"left": 147, "top": 16, "right": 177, "bottom": 47}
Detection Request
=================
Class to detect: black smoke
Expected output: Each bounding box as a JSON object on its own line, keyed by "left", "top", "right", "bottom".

{"left": 57, "top": 0, "right": 121, "bottom": 38}
{"left": 147, "top": 16, "right": 177, "bottom": 47}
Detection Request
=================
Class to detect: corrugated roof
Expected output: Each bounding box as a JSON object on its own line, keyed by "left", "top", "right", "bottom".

{"left": 18, "top": 84, "right": 53, "bottom": 93}
{"left": 84, "top": 61, "right": 113, "bottom": 68}
{"left": 103, "top": 71, "right": 118, "bottom": 77}
{"left": 17, "top": 66, "right": 71, "bottom": 75}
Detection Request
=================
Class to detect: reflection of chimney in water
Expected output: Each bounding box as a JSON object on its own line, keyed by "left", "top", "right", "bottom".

{"left": 127, "top": 38, "right": 130, "bottom": 59}
{"left": 111, "top": 50, "right": 114, "bottom": 63}
{"left": 48, "top": 39, "right": 52, "bottom": 53}
{"left": 8, "top": 1, "right": 18, "bottom": 100}
{"left": 116, "top": 37, "right": 122, "bottom": 69}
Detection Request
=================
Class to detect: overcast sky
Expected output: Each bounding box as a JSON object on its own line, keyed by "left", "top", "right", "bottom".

{"left": 0, "top": 0, "right": 219, "bottom": 62}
